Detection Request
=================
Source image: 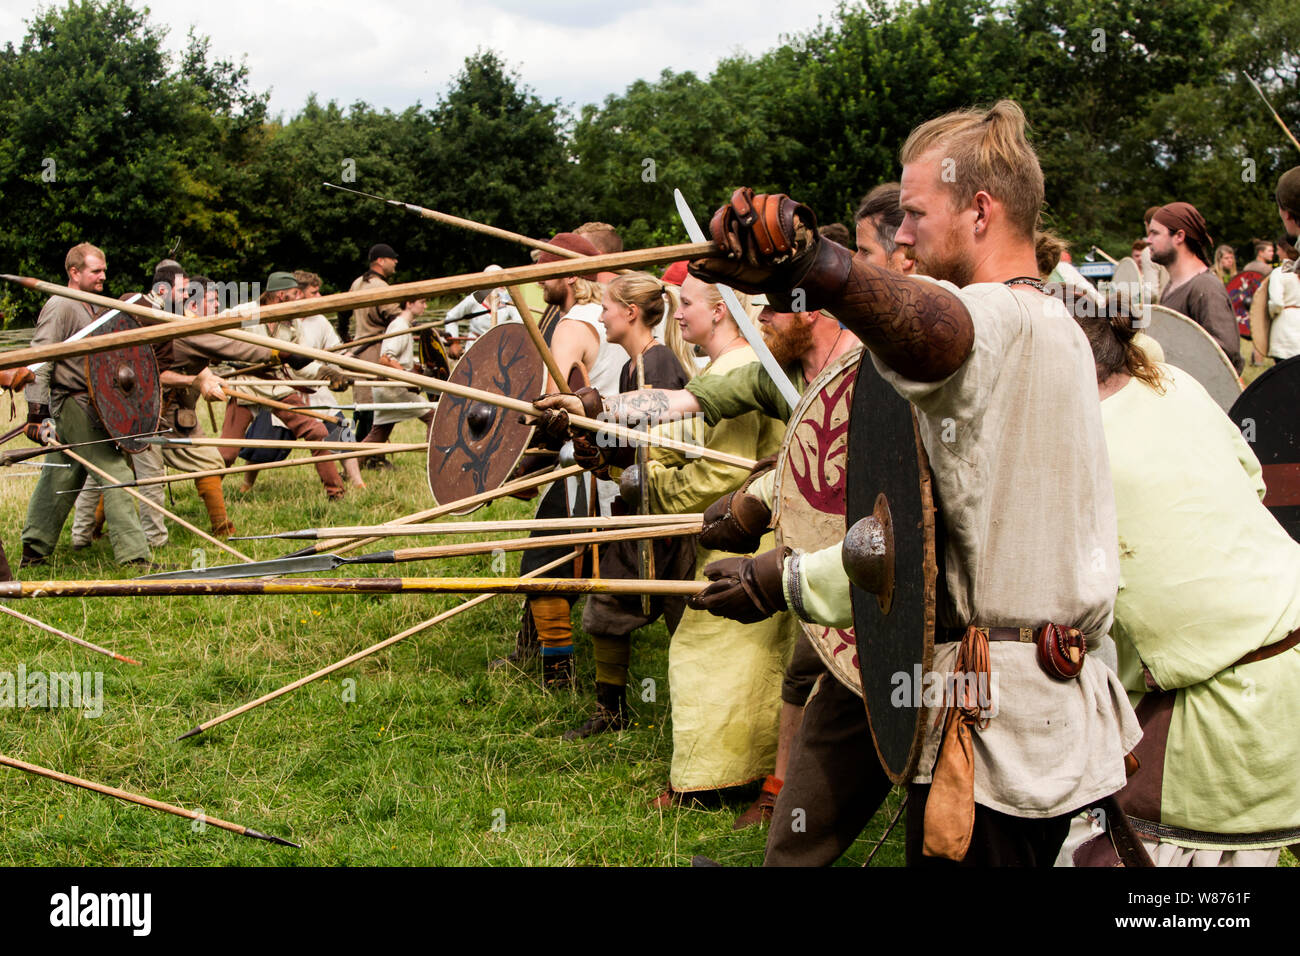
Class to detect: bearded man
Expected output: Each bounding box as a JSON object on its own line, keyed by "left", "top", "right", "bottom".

{"left": 687, "top": 101, "right": 1140, "bottom": 867}
{"left": 1146, "top": 202, "right": 1243, "bottom": 372}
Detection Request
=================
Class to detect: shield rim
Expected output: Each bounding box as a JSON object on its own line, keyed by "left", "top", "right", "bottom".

{"left": 1144, "top": 304, "right": 1243, "bottom": 411}
{"left": 846, "top": 372, "right": 939, "bottom": 787}
{"left": 772, "top": 346, "right": 865, "bottom": 697}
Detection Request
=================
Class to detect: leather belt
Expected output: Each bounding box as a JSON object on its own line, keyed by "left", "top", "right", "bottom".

{"left": 939, "top": 625, "right": 1042, "bottom": 645}
{"left": 1231, "top": 625, "right": 1300, "bottom": 669}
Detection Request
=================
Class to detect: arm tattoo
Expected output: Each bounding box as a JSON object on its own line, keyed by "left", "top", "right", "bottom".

{"left": 608, "top": 390, "right": 672, "bottom": 429}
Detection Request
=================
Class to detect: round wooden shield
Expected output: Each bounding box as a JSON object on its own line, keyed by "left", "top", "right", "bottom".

{"left": 1229, "top": 354, "right": 1300, "bottom": 542}
{"left": 84, "top": 313, "right": 160, "bottom": 453}
{"left": 417, "top": 327, "right": 451, "bottom": 381}
{"left": 772, "top": 348, "right": 863, "bottom": 697}
{"left": 1144, "top": 305, "right": 1243, "bottom": 412}
{"left": 846, "top": 358, "right": 942, "bottom": 785}
{"left": 427, "top": 323, "right": 543, "bottom": 513}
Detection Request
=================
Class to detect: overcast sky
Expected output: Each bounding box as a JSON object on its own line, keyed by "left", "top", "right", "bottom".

{"left": 1, "top": 0, "right": 848, "bottom": 118}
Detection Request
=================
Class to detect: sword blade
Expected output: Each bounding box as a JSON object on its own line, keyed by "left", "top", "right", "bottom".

{"left": 674, "top": 189, "right": 801, "bottom": 416}
{"left": 138, "top": 552, "right": 347, "bottom": 580}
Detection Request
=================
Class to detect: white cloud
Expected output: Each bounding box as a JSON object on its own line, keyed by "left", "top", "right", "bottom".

{"left": 1, "top": 0, "right": 843, "bottom": 116}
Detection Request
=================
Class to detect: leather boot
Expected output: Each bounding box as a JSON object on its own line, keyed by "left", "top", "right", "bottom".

{"left": 564, "top": 682, "right": 627, "bottom": 740}
{"left": 542, "top": 652, "right": 575, "bottom": 690}
{"left": 19, "top": 544, "right": 48, "bottom": 569}
{"left": 194, "top": 475, "right": 235, "bottom": 538}
{"left": 488, "top": 605, "right": 540, "bottom": 672}
{"left": 732, "top": 775, "right": 782, "bottom": 830}
{"left": 530, "top": 596, "right": 575, "bottom": 689}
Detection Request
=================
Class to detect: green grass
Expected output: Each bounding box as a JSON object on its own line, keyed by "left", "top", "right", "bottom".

{"left": 0, "top": 395, "right": 906, "bottom": 866}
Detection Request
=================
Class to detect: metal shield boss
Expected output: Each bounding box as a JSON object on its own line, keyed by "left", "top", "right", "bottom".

{"left": 426, "top": 323, "right": 544, "bottom": 513}
{"left": 843, "top": 359, "right": 944, "bottom": 785}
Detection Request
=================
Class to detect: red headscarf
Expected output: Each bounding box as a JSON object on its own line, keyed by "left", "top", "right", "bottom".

{"left": 1152, "top": 202, "right": 1213, "bottom": 266}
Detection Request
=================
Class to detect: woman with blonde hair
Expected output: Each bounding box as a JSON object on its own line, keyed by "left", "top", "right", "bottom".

{"left": 635, "top": 274, "right": 792, "bottom": 808}
{"left": 563, "top": 272, "right": 696, "bottom": 738}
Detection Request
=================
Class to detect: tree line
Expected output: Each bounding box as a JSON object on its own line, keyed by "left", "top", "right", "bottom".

{"left": 1, "top": 0, "right": 1297, "bottom": 324}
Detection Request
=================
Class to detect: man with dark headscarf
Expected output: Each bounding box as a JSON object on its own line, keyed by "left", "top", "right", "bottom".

{"left": 1146, "top": 201, "right": 1243, "bottom": 372}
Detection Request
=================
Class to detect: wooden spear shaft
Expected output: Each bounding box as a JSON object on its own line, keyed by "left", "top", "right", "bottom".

{"left": 62, "top": 449, "right": 252, "bottom": 563}
{"left": 0, "top": 603, "right": 141, "bottom": 665}
{"left": 238, "top": 512, "right": 704, "bottom": 540}
{"left": 0, "top": 242, "right": 715, "bottom": 368}
{"left": 155, "top": 436, "right": 407, "bottom": 451}
{"left": 1245, "top": 71, "right": 1300, "bottom": 154}
{"left": 90, "top": 442, "right": 427, "bottom": 489}
{"left": 176, "top": 549, "right": 581, "bottom": 739}
{"left": 221, "top": 386, "right": 341, "bottom": 425}
{"left": 219, "top": 379, "right": 407, "bottom": 389}
{"left": 0, "top": 577, "right": 706, "bottom": 598}
{"left": 0, "top": 752, "right": 299, "bottom": 846}
{"left": 323, "top": 182, "right": 617, "bottom": 264}
{"left": 0, "top": 280, "right": 755, "bottom": 471}
{"left": 319, "top": 463, "right": 582, "bottom": 558}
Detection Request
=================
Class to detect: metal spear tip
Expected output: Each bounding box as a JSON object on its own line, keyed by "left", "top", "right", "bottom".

{"left": 243, "top": 827, "right": 301, "bottom": 848}
{"left": 1, "top": 274, "right": 37, "bottom": 288}
{"left": 174, "top": 725, "right": 204, "bottom": 742}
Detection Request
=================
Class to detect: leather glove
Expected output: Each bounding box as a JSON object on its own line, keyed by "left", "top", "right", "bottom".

{"left": 531, "top": 386, "right": 603, "bottom": 441}
{"left": 689, "top": 188, "right": 825, "bottom": 305}
{"left": 700, "top": 489, "right": 772, "bottom": 554}
{"left": 322, "top": 366, "right": 353, "bottom": 392}
{"left": 272, "top": 349, "right": 312, "bottom": 371}
{"left": 698, "top": 455, "right": 776, "bottom": 552}
{"left": 25, "top": 403, "right": 53, "bottom": 444}
{"left": 688, "top": 546, "right": 790, "bottom": 624}
{"left": 0, "top": 368, "right": 35, "bottom": 391}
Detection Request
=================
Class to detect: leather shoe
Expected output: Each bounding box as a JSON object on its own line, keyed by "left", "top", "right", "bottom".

{"left": 649, "top": 786, "right": 679, "bottom": 810}
{"left": 732, "top": 775, "right": 782, "bottom": 830}
{"left": 19, "top": 545, "right": 48, "bottom": 569}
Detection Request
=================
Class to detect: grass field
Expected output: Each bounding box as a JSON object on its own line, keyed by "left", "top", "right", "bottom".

{"left": 0, "top": 393, "right": 907, "bottom": 867}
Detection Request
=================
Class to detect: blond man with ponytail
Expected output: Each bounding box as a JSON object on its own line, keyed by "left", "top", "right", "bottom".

{"left": 680, "top": 100, "right": 1140, "bottom": 866}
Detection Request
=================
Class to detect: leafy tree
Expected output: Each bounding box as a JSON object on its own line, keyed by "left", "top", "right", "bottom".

{"left": 0, "top": 0, "right": 266, "bottom": 323}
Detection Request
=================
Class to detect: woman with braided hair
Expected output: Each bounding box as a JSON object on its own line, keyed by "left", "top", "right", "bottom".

{"left": 1063, "top": 293, "right": 1300, "bottom": 866}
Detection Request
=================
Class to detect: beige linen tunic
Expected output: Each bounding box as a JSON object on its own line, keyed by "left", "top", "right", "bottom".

{"left": 871, "top": 280, "right": 1140, "bottom": 818}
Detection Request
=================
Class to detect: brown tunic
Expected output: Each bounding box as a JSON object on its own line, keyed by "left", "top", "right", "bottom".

{"left": 1159, "top": 270, "right": 1243, "bottom": 373}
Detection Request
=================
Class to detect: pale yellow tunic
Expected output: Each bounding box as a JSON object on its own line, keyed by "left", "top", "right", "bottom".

{"left": 644, "top": 345, "right": 794, "bottom": 792}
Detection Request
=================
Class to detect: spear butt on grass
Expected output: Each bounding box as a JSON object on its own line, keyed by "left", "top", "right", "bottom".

{"left": 0, "top": 752, "right": 299, "bottom": 847}
{"left": 0, "top": 603, "right": 140, "bottom": 665}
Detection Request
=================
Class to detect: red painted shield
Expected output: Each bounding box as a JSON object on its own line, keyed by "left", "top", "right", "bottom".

{"left": 84, "top": 313, "right": 160, "bottom": 453}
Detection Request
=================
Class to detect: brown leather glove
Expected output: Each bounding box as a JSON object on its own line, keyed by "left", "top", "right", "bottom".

{"left": 689, "top": 188, "right": 851, "bottom": 312}
{"left": 531, "top": 386, "right": 603, "bottom": 441}
{"left": 698, "top": 455, "right": 776, "bottom": 552}
{"left": 321, "top": 366, "right": 353, "bottom": 392}
{"left": 25, "top": 403, "right": 52, "bottom": 444}
{"left": 0, "top": 368, "right": 34, "bottom": 391}
{"left": 699, "top": 490, "right": 771, "bottom": 554}
{"left": 688, "top": 546, "right": 790, "bottom": 624}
